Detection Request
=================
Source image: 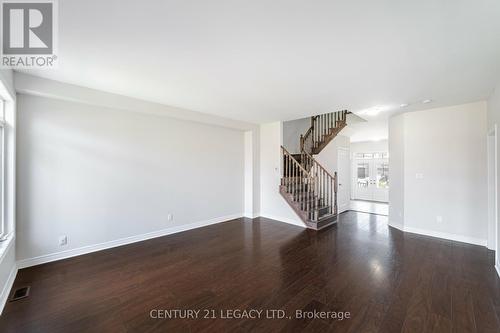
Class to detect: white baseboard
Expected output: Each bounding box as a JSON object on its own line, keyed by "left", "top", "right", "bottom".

{"left": 259, "top": 214, "right": 306, "bottom": 228}
{"left": 244, "top": 212, "right": 260, "bottom": 219}
{"left": 388, "top": 222, "right": 404, "bottom": 232}
{"left": 0, "top": 264, "right": 17, "bottom": 314}
{"left": 403, "top": 226, "right": 487, "bottom": 246}
{"left": 17, "top": 213, "right": 243, "bottom": 269}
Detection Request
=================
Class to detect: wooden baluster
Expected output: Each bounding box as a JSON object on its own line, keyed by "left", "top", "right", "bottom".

{"left": 296, "top": 163, "right": 298, "bottom": 200}
{"left": 323, "top": 114, "right": 326, "bottom": 137}
{"left": 318, "top": 165, "right": 321, "bottom": 209}
{"left": 319, "top": 168, "right": 321, "bottom": 211}
{"left": 330, "top": 173, "right": 333, "bottom": 214}
{"left": 319, "top": 115, "right": 322, "bottom": 141}
{"left": 328, "top": 172, "right": 331, "bottom": 214}
{"left": 286, "top": 154, "right": 289, "bottom": 188}
{"left": 334, "top": 172, "right": 338, "bottom": 215}
{"left": 322, "top": 169, "right": 325, "bottom": 209}
{"left": 317, "top": 116, "right": 319, "bottom": 145}
{"left": 293, "top": 161, "right": 297, "bottom": 197}
{"left": 320, "top": 165, "right": 323, "bottom": 217}
{"left": 315, "top": 163, "right": 318, "bottom": 219}
{"left": 288, "top": 155, "right": 291, "bottom": 192}
{"left": 307, "top": 176, "right": 310, "bottom": 218}
{"left": 316, "top": 117, "right": 319, "bottom": 144}
{"left": 281, "top": 148, "right": 283, "bottom": 186}
{"left": 324, "top": 114, "right": 327, "bottom": 135}
{"left": 303, "top": 170, "right": 306, "bottom": 210}
{"left": 316, "top": 116, "right": 319, "bottom": 146}
{"left": 319, "top": 115, "right": 322, "bottom": 140}
{"left": 319, "top": 115, "right": 321, "bottom": 142}
{"left": 326, "top": 170, "right": 329, "bottom": 213}
{"left": 300, "top": 169, "right": 303, "bottom": 209}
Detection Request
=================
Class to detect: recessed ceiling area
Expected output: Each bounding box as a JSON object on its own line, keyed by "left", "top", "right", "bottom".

{"left": 19, "top": 0, "right": 500, "bottom": 124}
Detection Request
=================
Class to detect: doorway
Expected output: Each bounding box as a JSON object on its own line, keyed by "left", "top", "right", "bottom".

{"left": 487, "top": 125, "right": 498, "bottom": 268}
{"left": 352, "top": 152, "right": 389, "bottom": 202}
{"left": 337, "top": 147, "right": 350, "bottom": 213}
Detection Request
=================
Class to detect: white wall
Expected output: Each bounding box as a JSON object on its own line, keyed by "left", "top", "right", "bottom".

{"left": 350, "top": 140, "right": 388, "bottom": 154}
{"left": 282, "top": 117, "right": 310, "bottom": 154}
{"left": 244, "top": 128, "right": 261, "bottom": 218}
{"left": 388, "top": 116, "right": 405, "bottom": 228}
{"left": 315, "top": 135, "right": 350, "bottom": 173}
{"left": 0, "top": 69, "right": 16, "bottom": 313}
{"left": 259, "top": 122, "right": 304, "bottom": 227}
{"left": 16, "top": 94, "right": 245, "bottom": 262}
{"left": 316, "top": 135, "right": 350, "bottom": 210}
{"left": 389, "top": 102, "right": 488, "bottom": 245}
{"left": 487, "top": 81, "right": 500, "bottom": 270}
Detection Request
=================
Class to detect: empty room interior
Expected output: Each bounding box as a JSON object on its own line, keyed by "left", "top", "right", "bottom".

{"left": 0, "top": 1, "right": 500, "bottom": 332}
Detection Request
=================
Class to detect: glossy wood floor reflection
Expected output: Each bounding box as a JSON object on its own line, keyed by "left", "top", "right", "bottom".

{"left": 1, "top": 212, "right": 499, "bottom": 332}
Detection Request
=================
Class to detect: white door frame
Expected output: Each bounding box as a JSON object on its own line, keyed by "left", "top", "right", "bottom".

{"left": 487, "top": 125, "right": 498, "bottom": 269}
{"left": 337, "top": 147, "right": 350, "bottom": 213}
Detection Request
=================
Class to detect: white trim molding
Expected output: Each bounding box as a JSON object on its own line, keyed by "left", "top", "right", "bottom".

{"left": 17, "top": 214, "right": 243, "bottom": 269}
{"left": 388, "top": 221, "right": 404, "bottom": 232}
{"left": 244, "top": 212, "right": 260, "bottom": 219}
{"left": 401, "top": 225, "right": 487, "bottom": 247}
{"left": 0, "top": 264, "right": 17, "bottom": 314}
{"left": 488, "top": 125, "right": 499, "bottom": 270}
{"left": 259, "top": 214, "right": 306, "bottom": 228}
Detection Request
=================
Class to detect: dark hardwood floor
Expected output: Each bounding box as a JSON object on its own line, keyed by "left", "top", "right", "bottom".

{"left": 1, "top": 212, "right": 499, "bottom": 332}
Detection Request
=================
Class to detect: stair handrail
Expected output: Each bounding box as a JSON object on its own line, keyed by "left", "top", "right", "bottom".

{"left": 300, "top": 116, "right": 317, "bottom": 155}
{"left": 281, "top": 146, "right": 311, "bottom": 177}
{"left": 300, "top": 110, "right": 349, "bottom": 155}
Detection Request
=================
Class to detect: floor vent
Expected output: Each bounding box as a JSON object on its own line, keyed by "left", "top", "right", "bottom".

{"left": 9, "top": 286, "right": 30, "bottom": 302}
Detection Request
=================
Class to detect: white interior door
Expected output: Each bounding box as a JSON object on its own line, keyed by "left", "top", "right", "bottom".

{"left": 353, "top": 160, "right": 372, "bottom": 201}
{"left": 352, "top": 153, "right": 389, "bottom": 202}
{"left": 337, "top": 148, "right": 350, "bottom": 213}
{"left": 372, "top": 158, "right": 389, "bottom": 202}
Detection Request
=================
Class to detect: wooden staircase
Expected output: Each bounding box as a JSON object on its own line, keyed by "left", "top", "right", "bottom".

{"left": 301, "top": 110, "right": 349, "bottom": 155}
{"left": 280, "top": 110, "right": 349, "bottom": 230}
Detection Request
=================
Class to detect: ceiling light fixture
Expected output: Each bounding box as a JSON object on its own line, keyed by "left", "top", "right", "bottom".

{"left": 422, "top": 99, "right": 432, "bottom": 104}
{"left": 400, "top": 103, "right": 409, "bottom": 108}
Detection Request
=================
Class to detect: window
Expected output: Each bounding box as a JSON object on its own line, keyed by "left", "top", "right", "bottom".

{"left": 354, "top": 152, "right": 388, "bottom": 160}
{"left": 0, "top": 99, "right": 5, "bottom": 240}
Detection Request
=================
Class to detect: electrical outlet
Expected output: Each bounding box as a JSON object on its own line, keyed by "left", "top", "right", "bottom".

{"left": 59, "top": 235, "right": 68, "bottom": 246}
{"left": 416, "top": 173, "right": 424, "bottom": 179}
{"left": 167, "top": 214, "right": 173, "bottom": 221}
{"left": 436, "top": 216, "right": 443, "bottom": 223}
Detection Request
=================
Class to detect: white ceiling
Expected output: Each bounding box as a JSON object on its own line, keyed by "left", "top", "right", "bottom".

{"left": 20, "top": 0, "right": 500, "bottom": 124}
{"left": 343, "top": 120, "right": 389, "bottom": 143}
